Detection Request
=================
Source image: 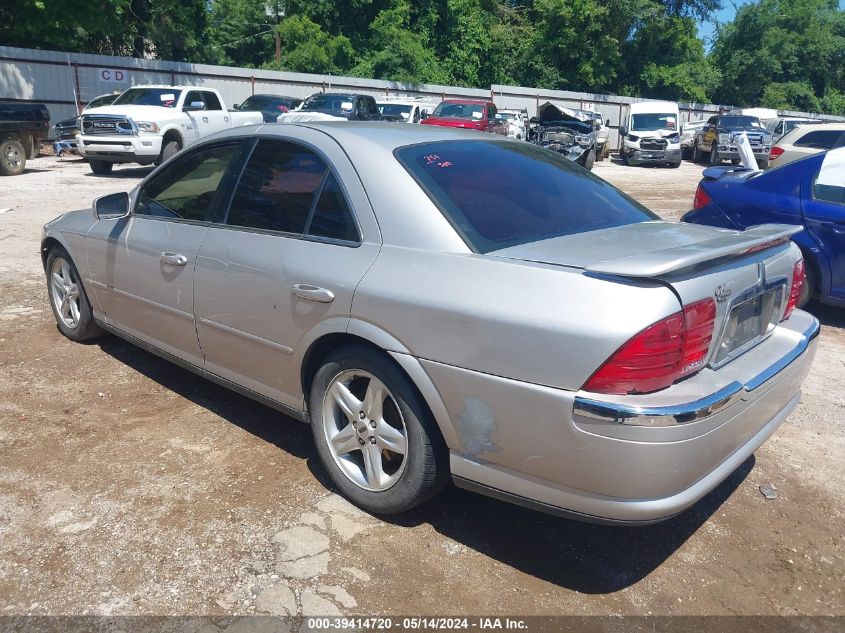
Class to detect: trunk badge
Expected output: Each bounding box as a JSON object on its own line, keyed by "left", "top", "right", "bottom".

{"left": 715, "top": 283, "right": 733, "bottom": 302}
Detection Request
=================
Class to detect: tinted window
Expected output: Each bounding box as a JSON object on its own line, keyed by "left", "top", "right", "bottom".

{"left": 396, "top": 140, "right": 657, "bottom": 253}
{"left": 112, "top": 88, "right": 181, "bottom": 108}
{"left": 202, "top": 91, "right": 222, "bottom": 111}
{"left": 137, "top": 143, "right": 240, "bottom": 221}
{"left": 307, "top": 172, "right": 359, "bottom": 242}
{"left": 432, "top": 102, "right": 483, "bottom": 120}
{"left": 719, "top": 115, "right": 763, "bottom": 128}
{"left": 185, "top": 91, "right": 204, "bottom": 108}
{"left": 631, "top": 113, "right": 677, "bottom": 131}
{"left": 227, "top": 139, "right": 327, "bottom": 234}
{"left": 795, "top": 130, "right": 844, "bottom": 149}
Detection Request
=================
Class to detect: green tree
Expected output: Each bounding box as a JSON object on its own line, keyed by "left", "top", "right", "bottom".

{"left": 711, "top": 0, "right": 845, "bottom": 110}
{"left": 267, "top": 15, "right": 353, "bottom": 75}
{"left": 207, "top": 0, "right": 278, "bottom": 67}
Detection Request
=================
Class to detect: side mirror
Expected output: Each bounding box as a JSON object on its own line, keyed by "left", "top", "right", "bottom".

{"left": 619, "top": 125, "right": 628, "bottom": 136}
{"left": 529, "top": 116, "right": 540, "bottom": 124}
{"left": 183, "top": 101, "right": 204, "bottom": 112}
{"left": 421, "top": 112, "right": 429, "bottom": 120}
{"left": 605, "top": 118, "right": 610, "bottom": 126}
{"left": 233, "top": 103, "right": 240, "bottom": 110}
{"left": 94, "top": 191, "right": 129, "bottom": 219}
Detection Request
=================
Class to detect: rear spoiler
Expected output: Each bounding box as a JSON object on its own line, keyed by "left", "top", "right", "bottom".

{"left": 585, "top": 224, "right": 802, "bottom": 278}
{"left": 701, "top": 165, "right": 752, "bottom": 180}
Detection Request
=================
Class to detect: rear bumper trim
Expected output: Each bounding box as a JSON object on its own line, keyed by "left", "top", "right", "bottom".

{"left": 573, "top": 317, "right": 820, "bottom": 427}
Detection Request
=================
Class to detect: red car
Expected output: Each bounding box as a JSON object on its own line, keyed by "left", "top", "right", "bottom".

{"left": 420, "top": 99, "right": 507, "bottom": 135}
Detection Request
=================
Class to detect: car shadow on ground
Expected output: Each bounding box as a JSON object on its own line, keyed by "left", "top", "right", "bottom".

{"left": 95, "top": 333, "right": 752, "bottom": 595}
{"left": 804, "top": 301, "right": 845, "bottom": 328}
{"left": 83, "top": 165, "right": 155, "bottom": 179}
{"left": 94, "top": 335, "right": 315, "bottom": 461}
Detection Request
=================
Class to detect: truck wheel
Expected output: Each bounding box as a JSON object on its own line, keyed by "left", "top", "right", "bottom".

{"left": 0, "top": 139, "right": 26, "bottom": 176}
{"left": 583, "top": 148, "right": 595, "bottom": 171}
{"left": 596, "top": 144, "right": 605, "bottom": 161}
{"left": 692, "top": 142, "right": 702, "bottom": 163}
{"left": 160, "top": 138, "right": 182, "bottom": 163}
{"left": 731, "top": 158, "right": 741, "bottom": 165}
{"left": 621, "top": 149, "right": 629, "bottom": 165}
{"left": 89, "top": 160, "right": 113, "bottom": 175}
{"left": 709, "top": 147, "right": 720, "bottom": 166}
{"left": 670, "top": 159, "right": 681, "bottom": 168}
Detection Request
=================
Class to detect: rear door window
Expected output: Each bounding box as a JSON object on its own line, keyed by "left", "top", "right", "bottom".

{"left": 202, "top": 91, "right": 223, "bottom": 111}
{"left": 395, "top": 140, "right": 657, "bottom": 253}
{"left": 794, "top": 130, "right": 845, "bottom": 149}
{"left": 226, "top": 139, "right": 327, "bottom": 234}
{"left": 306, "top": 172, "right": 359, "bottom": 243}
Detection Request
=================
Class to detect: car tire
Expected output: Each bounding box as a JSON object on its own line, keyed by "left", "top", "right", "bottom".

{"left": 583, "top": 148, "right": 595, "bottom": 171}
{"left": 621, "top": 149, "right": 629, "bottom": 165}
{"left": 670, "top": 159, "right": 681, "bottom": 168}
{"left": 709, "top": 146, "right": 720, "bottom": 166}
{"left": 0, "top": 139, "right": 26, "bottom": 176}
{"left": 692, "top": 142, "right": 703, "bottom": 163}
{"left": 308, "top": 345, "right": 449, "bottom": 515}
{"left": 89, "top": 160, "right": 113, "bottom": 175}
{"left": 731, "top": 158, "right": 741, "bottom": 165}
{"left": 159, "top": 138, "right": 182, "bottom": 164}
{"left": 596, "top": 144, "right": 605, "bottom": 161}
{"left": 46, "top": 246, "right": 104, "bottom": 342}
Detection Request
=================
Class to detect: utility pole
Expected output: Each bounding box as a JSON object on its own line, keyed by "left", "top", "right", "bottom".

{"left": 275, "top": 31, "right": 281, "bottom": 64}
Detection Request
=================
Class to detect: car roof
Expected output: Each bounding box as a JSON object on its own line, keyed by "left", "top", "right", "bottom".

{"left": 246, "top": 94, "right": 300, "bottom": 100}
{"left": 777, "top": 121, "right": 845, "bottom": 145}
{"left": 438, "top": 99, "right": 491, "bottom": 105}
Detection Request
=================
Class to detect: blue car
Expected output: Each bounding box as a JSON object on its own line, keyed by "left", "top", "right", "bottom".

{"left": 682, "top": 149, "right": 845, "bottom": 308}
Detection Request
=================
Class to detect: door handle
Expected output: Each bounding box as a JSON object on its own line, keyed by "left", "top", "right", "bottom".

{"left": 160, "top": 252, "right": 188, "bottom": 266}
{"left": 292, "top": 283, "right": 335, "bottom": 303}
{"left": 202, "top": 116, "right": 209, "bottom": 123}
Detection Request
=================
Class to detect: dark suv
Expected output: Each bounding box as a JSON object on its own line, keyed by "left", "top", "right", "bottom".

{"left": 692, "top": 114, "right": 772, "bottom": 168}
{"left": 296, "top": 93, "right": 381, "bottom": 121}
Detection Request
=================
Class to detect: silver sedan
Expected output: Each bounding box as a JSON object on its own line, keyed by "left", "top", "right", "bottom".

{"left": 41, "top": 122, "right": 819, "bottom": 524}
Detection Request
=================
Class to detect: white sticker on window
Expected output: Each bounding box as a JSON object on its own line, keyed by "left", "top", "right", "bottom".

{"left": 471, "top": 111, "right": 482, "bottom": 120}
{"left": 340, "top": 102, "right": 353, "bottom": 111}
{"left": 160, "top": 94, "right": 175, "bottom": 102}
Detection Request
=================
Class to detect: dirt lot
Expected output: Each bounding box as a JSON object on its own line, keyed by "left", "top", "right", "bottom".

{"left": 0, "top": 155, "right": 843, "bottom": 619}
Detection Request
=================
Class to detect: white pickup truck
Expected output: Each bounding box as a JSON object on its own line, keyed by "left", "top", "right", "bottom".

{"left": 76, "top": 85, "right": 262, "bottom": 174}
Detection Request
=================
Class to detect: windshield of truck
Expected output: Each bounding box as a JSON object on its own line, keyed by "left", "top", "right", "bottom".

{"left": 301, "top": 94, "right": 355, "bottom": 112}
{"left": 631, "top": 113, "right": 677, "bottom": 131}
{"left": 112, "top": 88, "right": 182, "bottom": 108}
{"left": 379, "top": 104, "right": 412, "bottom": 120}
{"left": 720, "top": 115, "right": 763, "bottom": 128}
{"left": 432, "top": 102, "right": 484, "bottom": 120}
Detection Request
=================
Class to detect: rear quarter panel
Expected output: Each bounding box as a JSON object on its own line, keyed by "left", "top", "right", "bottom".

{"left": 351, "top": 247, "right": 681, "bottom": 391}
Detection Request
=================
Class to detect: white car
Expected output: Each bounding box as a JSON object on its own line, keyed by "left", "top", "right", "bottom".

{"left": 768, "top": 123, "right": 845, "bottom": 169}
{"left": 76, "top": 86, "right": 262, "bottom": 175}
{"left": 680, "top": 120, "right": 706, "bottom": 159}
{"left": 497, "top": 109, "right": 529, "bottom": 139}
{"left": 764, "top": 117, "right": 822, "bottom": 143}
{"left": 376, "top": 98, "right": 437, "bottom": 124}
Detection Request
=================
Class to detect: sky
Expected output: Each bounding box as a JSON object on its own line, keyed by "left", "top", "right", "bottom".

{"left": 698, "top": 0, "right": 845, "bottom": 49}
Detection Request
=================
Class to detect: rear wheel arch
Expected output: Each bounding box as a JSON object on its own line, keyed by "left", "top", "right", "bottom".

{"left": 300, "top": 331, "right": 461, "bottom": 451}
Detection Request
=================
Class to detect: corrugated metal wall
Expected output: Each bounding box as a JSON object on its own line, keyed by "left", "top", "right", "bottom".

{"left": 2, "top": 46, "right": 843, "bottom": 146}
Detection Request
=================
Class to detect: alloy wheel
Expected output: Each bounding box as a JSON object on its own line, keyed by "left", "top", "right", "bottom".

{"left": 4, "top": 144, "right": 22, "bottom": 169}
{"left": 322, "top": 369, "right": 408, "bottom": 492}
{"left": 50, "top": 257, "right": 81, "bottom": 329}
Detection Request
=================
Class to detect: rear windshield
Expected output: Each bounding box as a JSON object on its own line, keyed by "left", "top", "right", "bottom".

{"left": 432, "top": 102, "right": 483, "bottom": 120}
{"left": 396, "top": 140, "right": 657, "bottom": 253}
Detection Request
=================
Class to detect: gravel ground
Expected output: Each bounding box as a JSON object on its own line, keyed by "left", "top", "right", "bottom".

{"left": 0, "top": 154, "right": 843, "bottom": 618}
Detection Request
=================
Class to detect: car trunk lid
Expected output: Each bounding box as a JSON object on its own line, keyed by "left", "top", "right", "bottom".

{"left": 492, "top": 221, "right": 802, "bottom": 372}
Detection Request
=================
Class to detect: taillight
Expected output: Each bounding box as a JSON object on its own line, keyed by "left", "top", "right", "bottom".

{"left": 680, "top": 299, "right": 717, "bottom": 377}
{"left": 783, "top": 259, "right": 805, "bottom": 320}
{"left": 583, "top": 299, "right": 717, "bottom": 395}
{"left": 769, "top": 146, "right": 785, "bottom": 161}
{"left": 693, "top": 184, "right": 711, "bottom": 210}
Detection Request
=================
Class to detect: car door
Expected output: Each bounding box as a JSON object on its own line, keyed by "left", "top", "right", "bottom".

{"left": 802, "top": 151, "right": 845, "bottom": 302}
{"left": 183, "top": 90, "right": 228, "bottom": 139}
{"left": 85, "top": 140, "right": 246, "bottom": 365}
{"left": 193, "top": 131, "right": 381, "bottom": 409}
{"left": 701, "top": 116, "right": 717, "bottom": 151}
{"left": 198, "top": 90, "right": 231, "bottom": 132}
